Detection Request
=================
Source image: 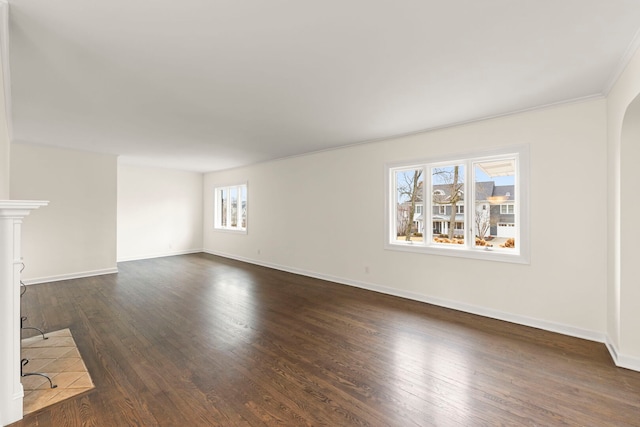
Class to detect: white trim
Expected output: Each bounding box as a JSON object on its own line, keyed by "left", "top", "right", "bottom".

{"left": 5, "top": 390, "right": 22, "bottom": 427}
{"left": 117, "top": 248, "right": 203, "bottom": 263}
{"left": 384, "top": 241, "right": 529, "bottom": 264}
{"left": 605, "top": 338, "right": 640, "bottom": 372}
{"left": 603, "top": 27, "right": 640, "bottom": 95}
{"left": 0, "top": 200, "right": 49, "bottom": 217}
{"left": 212, "top": 227, "right": 248, "bottom": 235}
{"left": 203, "top": 249, "right": 607, "bottom": 345}
{"left": 606, "top": 339, "right": 619, "bottom": 362}
{"left": 22, "top": 267, "right": 118, "bottom": 285}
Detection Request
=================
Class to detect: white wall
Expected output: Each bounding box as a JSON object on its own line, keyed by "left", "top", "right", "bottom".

{"left": 607, "top": 44, "right": 640, "bottom": 368}
{"left": 9, "top": 143, "right": 117, "bottom": 283}
{"left": 204, "top": 99, "right": 608, "bottom": 340}
{"left": 117, "top": 164, "right": 203, "bottom": 261}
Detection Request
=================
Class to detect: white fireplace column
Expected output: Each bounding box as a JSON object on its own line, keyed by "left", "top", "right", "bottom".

{"left": 0, "top": 201, "right": 47, "bottom": 427}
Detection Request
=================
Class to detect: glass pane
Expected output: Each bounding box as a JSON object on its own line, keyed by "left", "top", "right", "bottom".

{"left": 220, "top": 188, "right": 228, "bottom": 227}
{"left": 394, "top": 168, "right": 424, "bottom": 242}
{"left": 230, "top": 187, "right": 238, "bottom": 227}
{"left": 431, "top": 164, "right": 465, "bottom": 244}
{"left": 473, "top": 158, "right": 516, "bottom": 249}
{"left": 240, "top": 186, "right": 247, "bottom": 228}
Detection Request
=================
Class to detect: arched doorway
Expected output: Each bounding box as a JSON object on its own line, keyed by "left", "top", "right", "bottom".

{"left": 619, "top": 93, "right": 640, "bottom": 359}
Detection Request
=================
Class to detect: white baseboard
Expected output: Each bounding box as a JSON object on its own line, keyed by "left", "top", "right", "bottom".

{"left": 22, "top": 267, "right": 119, "bottom": 285}
{"left": 1, "top": 389, "right": 24, "bottom": 427}
{"left": 117, "top": 248, "right": 204, "bottom": 263}
{"left": 605, "top": 337, "right": 640, "bottom": 372}
{"left": 203, "top": 249, "right": 614, "bottom": 351}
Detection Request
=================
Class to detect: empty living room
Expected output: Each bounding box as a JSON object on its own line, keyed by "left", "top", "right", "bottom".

{"left": 1, "top": 1, "right": 640, "bottom": 426}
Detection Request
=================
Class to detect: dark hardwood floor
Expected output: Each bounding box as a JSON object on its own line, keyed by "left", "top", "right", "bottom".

{"left": 12, "top": 253, "right": 640, "bottom": 426}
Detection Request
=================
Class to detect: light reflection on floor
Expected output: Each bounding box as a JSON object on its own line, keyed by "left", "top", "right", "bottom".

{"left": 203, "top": 273, "right": 258, "bottom": 349}
{"left": 393, "top": 331, "right": 471, "bottom": 424}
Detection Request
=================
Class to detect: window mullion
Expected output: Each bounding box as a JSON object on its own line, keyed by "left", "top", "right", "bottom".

{"left": 514, "top": 155, "right": 520, "bottom": 251}
{"left": 234, "top": 186, "right": 239, "bottom": 228}
{"left": 214, "top": 190, "right": 219, "bottom": 228}
{"left": 465, "top": 160, "right": 472, "bottom": 248}
{"left": 420, "top": 165, "right": 427, "bottom": 246}
{"left": 237, "top": 185, "right": 243, "bottom": 229}
{"left": 392, "top": 172, "right": 399, "bottom": 242}
{"left": 225, "top": 187, "right": 232, "bottom": 228}
{"left": 425, "top": 165, "right": 432, "bottom": 247}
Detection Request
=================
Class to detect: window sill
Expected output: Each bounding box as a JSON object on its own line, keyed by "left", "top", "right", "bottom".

{"left": 213, "top": 227, "right": 247, "bottom": 235}
{"left": 385, "top": 241, "right": 529, "bottom": 264}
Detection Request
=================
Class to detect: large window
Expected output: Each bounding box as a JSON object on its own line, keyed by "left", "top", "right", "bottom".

{"left": 214, "top": 183, "right": 247, "bottom": 232}
{"left": 386, "top": 146, "right": 529, "bottom": 263}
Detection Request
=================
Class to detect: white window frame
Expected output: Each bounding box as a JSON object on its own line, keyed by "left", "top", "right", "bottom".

{"left": 214, "top": 183, "right": 248, "bottom": 233}
{"left": 385, "top": 145, "right": 529, "bottom": 264}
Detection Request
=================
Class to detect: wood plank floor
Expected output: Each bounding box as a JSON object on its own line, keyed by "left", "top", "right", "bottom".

{"left": 12, "top": 253, "right": 640, "bottom": 426}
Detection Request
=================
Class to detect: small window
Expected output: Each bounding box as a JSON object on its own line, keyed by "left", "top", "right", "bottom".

{"left": 214, "top": 183, "right": 247, "bottom": 232}
{"left": 500, "top": 204, "right": 515, "bottom": 214}
{"left": 385, "top": 145, "right": 529, "bottom": 263}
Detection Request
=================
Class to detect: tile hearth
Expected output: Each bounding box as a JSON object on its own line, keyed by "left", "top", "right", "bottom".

{"left": 21, "top": 328, "right": 94, "bottom": 415}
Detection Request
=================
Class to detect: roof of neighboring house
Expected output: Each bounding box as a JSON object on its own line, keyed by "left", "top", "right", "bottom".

{"left": 475, "top": 182, "right": 495, "bottom": 201}
{"left": 431, "top": 181, "right": 514, "bottom": 202}
{"left": 490, "top": 185, "right": 515, "bottom": 201}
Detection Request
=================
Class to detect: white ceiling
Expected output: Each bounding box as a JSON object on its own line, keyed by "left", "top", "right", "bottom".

{"left": 7, "top": 0, "right": 640, "bottom": 172}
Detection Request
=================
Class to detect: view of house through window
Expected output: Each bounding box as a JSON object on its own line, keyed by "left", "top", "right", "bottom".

{"left": 432, "top": 163, "right": 465, "bottom": 245}
{"left": 394, "top": 168, "right": 423, "bottom": 242}
{"left": 473, "top": 158, "right": 516, "bottom": 249}
{"left": 388, "top": 146, "right": 528, "bottom": 263}
{"left": 215, "top": 184, "right": 247, "bottom": 231}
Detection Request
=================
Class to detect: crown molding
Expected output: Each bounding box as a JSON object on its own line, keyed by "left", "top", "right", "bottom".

{"left": 603, "top": 27, "right": 640, "bottom": 95}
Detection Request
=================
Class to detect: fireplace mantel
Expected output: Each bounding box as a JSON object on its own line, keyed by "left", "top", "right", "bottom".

{"left": 0, "top": 200, "right": 48, "bottom": 426}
